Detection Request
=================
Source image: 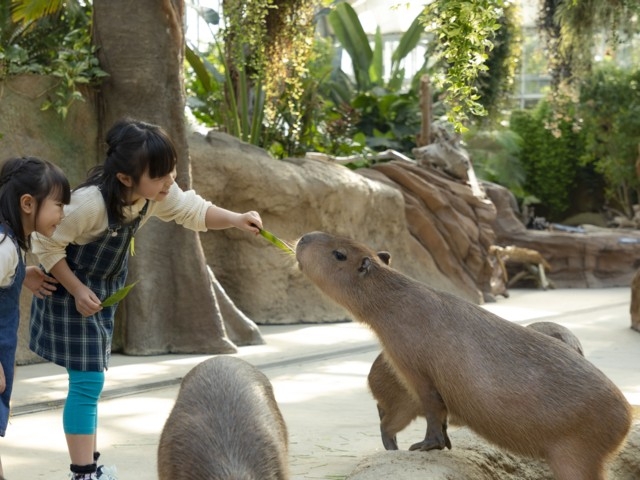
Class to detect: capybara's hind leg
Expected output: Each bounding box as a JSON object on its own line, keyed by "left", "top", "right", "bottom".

{"left": 378, "top": 402, "right": 419, "bottom": 450}
{"left": 547, "top": 447, "right": 607, "bottom": 480}
{"left": 409, "top": 387, "right": 451, "bottom": 451}
{"left": 377, "top": 404, "right": 399, "bottom": 450}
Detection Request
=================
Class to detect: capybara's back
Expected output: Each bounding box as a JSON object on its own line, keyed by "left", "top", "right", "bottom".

{"left": 157, "top": 356, "right": 289, "bottom": 480}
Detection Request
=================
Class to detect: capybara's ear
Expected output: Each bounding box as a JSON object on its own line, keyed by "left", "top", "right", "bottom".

{"left": 358, "top": 257, "right": 373, "bottom": 275}
{"left": 377, "top": 251, "right": 391, "bottom": 265}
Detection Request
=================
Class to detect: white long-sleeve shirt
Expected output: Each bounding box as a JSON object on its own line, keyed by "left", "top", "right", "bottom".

{"left": 0, "top": 239, "right": 18, "bottom": 287}
{"left": 32, "top": 182, "right": 213, "bottom": 272}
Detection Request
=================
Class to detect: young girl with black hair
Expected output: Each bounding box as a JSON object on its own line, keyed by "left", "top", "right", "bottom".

{"left": 0, "top": 156, "right": 70, "bottom": 479}
{"left": 30, "top": 118, "right": 263, "bottom": 480}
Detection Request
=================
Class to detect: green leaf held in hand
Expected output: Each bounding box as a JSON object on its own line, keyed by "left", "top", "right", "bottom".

{"left": 101, "top": 281, "right": 139, "bottom": 307}
{"left": 259, "top": 228, "right": 295, "bottom": 254}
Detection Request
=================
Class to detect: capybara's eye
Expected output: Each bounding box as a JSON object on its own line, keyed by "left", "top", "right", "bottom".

{"left": 332, "top": 250, "right": 347, "bottom": 261}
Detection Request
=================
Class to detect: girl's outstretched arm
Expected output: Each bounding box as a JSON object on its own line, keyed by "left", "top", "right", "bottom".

{"left": 204, "top": 205, "right": 262, "bottom": 234}
{"left": 49, "top": 259, "right": 102, "bottom": 317}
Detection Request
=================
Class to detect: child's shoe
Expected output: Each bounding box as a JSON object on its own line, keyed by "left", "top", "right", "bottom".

{"left": 96, "top": 465, "right": 118, "bottom": 480}
{"left": 68, "top": 474, "right": 98, "bottom": 480}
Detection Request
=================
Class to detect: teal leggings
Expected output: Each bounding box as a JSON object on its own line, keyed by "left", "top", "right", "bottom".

{"left": 63, "top": 369, "right": 105, "bottom": 435}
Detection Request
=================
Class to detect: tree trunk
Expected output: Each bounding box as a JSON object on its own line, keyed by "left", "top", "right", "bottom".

{"left": 92, "top": 0, "right": 239, "bottom": 354}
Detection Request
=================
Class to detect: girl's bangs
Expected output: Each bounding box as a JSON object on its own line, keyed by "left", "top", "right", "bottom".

{"left": 47, "top": 168, "right": 71, "bottom": 204}
{"left": 146, "top": 135, "right": 177, "bottom": 178}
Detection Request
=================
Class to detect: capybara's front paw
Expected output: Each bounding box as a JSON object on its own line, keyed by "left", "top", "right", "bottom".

{"left": 408, "top": 430, "right": 452, "bottom": 451}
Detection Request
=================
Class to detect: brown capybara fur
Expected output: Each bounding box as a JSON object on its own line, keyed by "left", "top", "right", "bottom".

{"left": 157, "top": 356, "right": 289, "bottom": 480}
{"left": 296, "top": 231, "right": 632, "bottom": 480}
{"left": 368, "top": 321, "right": 585, "bottom": 451}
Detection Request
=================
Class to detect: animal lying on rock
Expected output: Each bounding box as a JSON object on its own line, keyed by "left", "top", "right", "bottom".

{"left": 157, "top": 355, "right": 289, "bottom": 480}
{"left": 295, "top": 231, "right": 632, "bottom": 480}
{"left": 368, "top": 320, "right": 585, "bottom": 451}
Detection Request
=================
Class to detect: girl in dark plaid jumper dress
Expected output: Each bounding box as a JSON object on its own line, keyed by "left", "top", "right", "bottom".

{"left": 30, "top": 119, "right": 263, "bottom": 480}
{"left": 0, "top": 157, "right": 70, "bottom": 480}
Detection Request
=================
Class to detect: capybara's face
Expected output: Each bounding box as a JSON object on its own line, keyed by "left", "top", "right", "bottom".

{"left": 296, "top": 231, "right": 391, "bottom": 308}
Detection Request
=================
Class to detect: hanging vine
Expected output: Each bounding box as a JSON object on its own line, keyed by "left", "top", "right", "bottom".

{"left": 538, "top": 0, "right": 640, "bottom": 93}
{"left": 221, "top": 0, "right": 318, "bottom": 151}
{"left": 421, "top": 0, "right": 506, "bottom": 132}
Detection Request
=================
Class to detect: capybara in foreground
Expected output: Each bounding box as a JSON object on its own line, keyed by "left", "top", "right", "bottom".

{"left": 157, "top": 356, "right": 289, "bottom": 480}
{"left": 368, "top": 321, "right": 585, "bottom": 450}
{"left": 296, "top": 231, "right": 631, "bottom": 480}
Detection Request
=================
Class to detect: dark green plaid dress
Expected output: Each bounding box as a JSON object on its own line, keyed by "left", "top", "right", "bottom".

{"left": 30, "top": 194, "right": 149, "bottom": 372}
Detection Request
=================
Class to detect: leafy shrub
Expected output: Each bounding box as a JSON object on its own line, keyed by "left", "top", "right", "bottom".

{"left": 0, "top": 3, "right": 106, "bottom": 118}
{"left": 577, "top": 64, "right": 640, "bottom": 217}
{"left": 510, "top": 100, "right": 582, "bottom": 221}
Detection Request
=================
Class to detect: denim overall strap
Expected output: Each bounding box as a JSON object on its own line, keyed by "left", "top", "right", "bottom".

{"left": 0, "top": 224, "right": 26, "bottom": 436}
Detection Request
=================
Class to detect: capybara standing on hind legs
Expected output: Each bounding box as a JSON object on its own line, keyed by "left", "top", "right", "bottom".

{"left": 157, "top": 356, "right": 289, "bottom": 480}
{"left": 296, "top": 231, "right": 632, "bottom": 480}
{"left": 368, "top": 321, "right": 585, "bottom": 451}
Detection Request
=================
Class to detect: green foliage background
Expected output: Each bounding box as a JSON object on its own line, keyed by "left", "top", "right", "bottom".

{"left": 509, "top": 101, "right": 582, "bottom": 221}
{"left": 578, "top": 64, "right": 640, "bottom": 217}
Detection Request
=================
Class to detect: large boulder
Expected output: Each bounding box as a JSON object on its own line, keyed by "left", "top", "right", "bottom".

{"left": 0, "top": 75, "right": 98, "bottom": 185}
{"left": 361, "top": 161, "right": 496, "bottom": 302}
{"left": 348, "top": 420, "right": 640, "bottom": 480}
{"left": 190, "top": 130, "right": 470, "bottom": 324}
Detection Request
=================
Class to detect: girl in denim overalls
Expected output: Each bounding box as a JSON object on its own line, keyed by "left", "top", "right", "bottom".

{"left": 0, "top": 157, "right": 70, "bottom": 479}
{"left": 30, "top": 119, "right": 263, "bottom": 480}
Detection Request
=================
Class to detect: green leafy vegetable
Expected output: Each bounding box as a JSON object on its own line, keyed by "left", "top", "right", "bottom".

{"left": 101, "top": 281, "right": 138, "bottom": 307}
{"left": 259, "top": 228, "right": 295, "bottom": 254}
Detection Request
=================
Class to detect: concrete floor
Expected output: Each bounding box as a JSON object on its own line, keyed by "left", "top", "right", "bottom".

{"left": 3, "top": 287, "right": 640, "bottom": 480}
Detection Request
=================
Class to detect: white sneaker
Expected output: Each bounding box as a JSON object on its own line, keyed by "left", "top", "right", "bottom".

{"left": 96, "top": 465, "right": 118, "bottom": 480}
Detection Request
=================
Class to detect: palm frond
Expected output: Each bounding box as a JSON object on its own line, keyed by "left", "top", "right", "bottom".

{"left": 11, "top": 0, "right": 65, "bottom": 24}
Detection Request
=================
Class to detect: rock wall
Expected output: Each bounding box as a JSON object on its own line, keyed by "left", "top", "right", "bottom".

{"left": 189, "top": 130, "right": 469, "bottom": 324}
{"left": 485, "top": 182, "right": 640, "bottom": 288}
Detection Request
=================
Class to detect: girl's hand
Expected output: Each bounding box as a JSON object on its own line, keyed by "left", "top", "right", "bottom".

{"left": 72, "top": 284, "right": 103, "bottom": 317}
{"left": 24, "top": 266, "right": 59, "bottom": 299}
{"left": 236, "top": 211, "right": 262, "bottom": 234}
{"left": 0, "top": 362, "right": 5, "bottom": 394}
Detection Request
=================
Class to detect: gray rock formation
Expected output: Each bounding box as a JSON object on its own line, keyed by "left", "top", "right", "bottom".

{"left": 189, "top": 130, "right": 468, "bottom": 324}
{"left": 348, "top": 421, "right": 640, "bottom": 480}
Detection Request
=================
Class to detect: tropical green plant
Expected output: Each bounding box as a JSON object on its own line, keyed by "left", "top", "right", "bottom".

{"left": 538, "top": 0, "right": 640, "bottom": 92}
{"left": 186, "top": 41, "right": 265, "bottom": 145}
{"left": 463, "top": 127, "right": 526, "bottom": 197}
{"left": 0, "top": 1, "right": 106, "bottom": 118}
{"left": 510, "top": 99, "right": 583, "bottom": 221}
{"left": 577, "top": 63, "right": 640, "bottom": 217}
{"left": 323, "top": 2, "right": 431, "bottom": 155}
{"left": 185, "top": 0, "right": 324, "bottom": 157}
{"left": 420, "top": 0, "right": 505, "bottom": 132}
{"left": 327, "top": 2, "right": 426, "bottom": 94}
{"left": 473, "top": 0, "right": 521, "bottom": 127}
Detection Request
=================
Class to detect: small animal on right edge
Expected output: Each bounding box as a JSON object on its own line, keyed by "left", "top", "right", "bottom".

{"left": 295, "top": 231, "right": 632, "bottom": 480}
{"left": 368, "top": 321, "right": 585, "bottom": 451}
